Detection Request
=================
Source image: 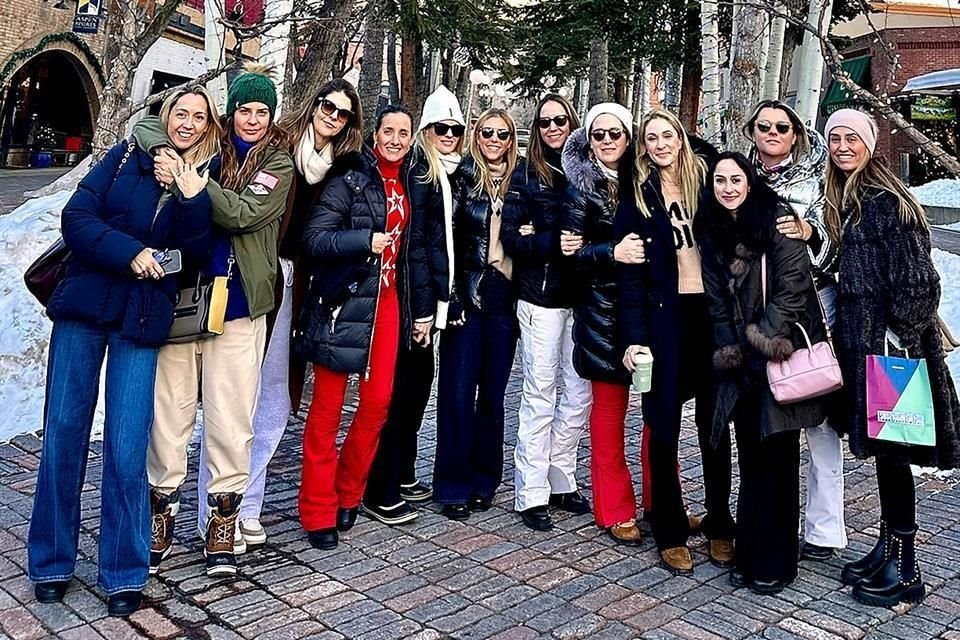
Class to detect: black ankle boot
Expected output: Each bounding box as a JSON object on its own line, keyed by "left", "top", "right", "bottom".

{"left": 842, "top": 521, "right": 889, "bottom": 586}
{"left": 851, "top": 526, "right": 925, "bottom": 607}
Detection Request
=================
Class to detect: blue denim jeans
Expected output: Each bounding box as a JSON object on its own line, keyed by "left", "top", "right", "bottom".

{"left": 28, "top": 319, "right": 158, "bottom": 595}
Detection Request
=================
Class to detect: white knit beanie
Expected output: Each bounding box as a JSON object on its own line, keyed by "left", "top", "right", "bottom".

{"left": 584, "top": 103, "right": 633, "bottom": 135}
{"left": 417, "top": 85, "right": 466, "bottom": 132}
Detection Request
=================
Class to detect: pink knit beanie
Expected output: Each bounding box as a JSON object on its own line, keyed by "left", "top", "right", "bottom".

{"left": 824, "top": 109, "right": 877, "bottom": 154}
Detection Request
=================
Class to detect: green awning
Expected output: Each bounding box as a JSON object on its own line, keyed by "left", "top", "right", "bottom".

{"left": 822, "top": 56, "right": 871, "bottom": 114}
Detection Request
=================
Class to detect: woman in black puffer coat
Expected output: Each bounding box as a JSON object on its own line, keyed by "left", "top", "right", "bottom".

{"left": 296, "top": 106, "right": 424, "bottom": 551}
{"left": 561, "top": 103, "right": 645, "bottom": 545}
{"left": 433, "top": 108, "right": 526, "bottom": 521}
{"left": 696, "top": 152, "right": 827, "bottom": 595}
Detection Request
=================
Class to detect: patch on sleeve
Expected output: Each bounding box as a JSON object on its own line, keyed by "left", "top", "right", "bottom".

{"left": 247, "top": 170, "right": 280, "bottom": 195}
{"left": 247, "top": 183, "right": 269, "bottom": 196}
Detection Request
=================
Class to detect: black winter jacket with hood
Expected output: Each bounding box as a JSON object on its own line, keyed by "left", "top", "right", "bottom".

{"left": 448, "top": 155, "right": 527, "bottom": 315}
{"left": 295, "top": 145, "right": 429, "bottom": 373}
{"left": 406, "top": 147, "right": 452, "bottom": 324}
{"left": 696, "top": 199, "right": 828, "bottom": 444}
{"left": 561, "top": 127, "right": 631, "bottom": 385}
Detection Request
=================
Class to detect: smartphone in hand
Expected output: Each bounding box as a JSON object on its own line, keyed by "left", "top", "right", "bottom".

{"left": 153, "top": 249, "right": 182, "bottom": 276}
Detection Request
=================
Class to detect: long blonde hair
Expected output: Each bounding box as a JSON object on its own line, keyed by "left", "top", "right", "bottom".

{"left": 158, "top": 85, "right": 223, "bottom": 167}
{"left": 633, "top": 109, "right": 706, "bottom": 217}
{"left": 468, "top": 108, "right": 518, "bottom": 201}
{"left": 415, "top": 126, "right": 464, "bottom": 185}
{"left": 824, "top": 152, "right": 928, "bottom": 243}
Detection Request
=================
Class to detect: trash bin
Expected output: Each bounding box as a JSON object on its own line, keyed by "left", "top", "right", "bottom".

{"left": 30, "top": 151, "right": 53, "bottom": 168}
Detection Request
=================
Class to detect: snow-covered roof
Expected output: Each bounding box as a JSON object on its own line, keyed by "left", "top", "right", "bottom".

{"left": 901, "top": 68, "right": 960, "bottom": 94}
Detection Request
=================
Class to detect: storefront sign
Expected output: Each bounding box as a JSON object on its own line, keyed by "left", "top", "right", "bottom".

{"left": 73, "top": 0, "right": 103, "bottom": 34}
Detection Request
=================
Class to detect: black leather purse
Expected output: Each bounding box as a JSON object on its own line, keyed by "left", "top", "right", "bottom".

{"left": 167, "top": 254, "right": 233, "bottom": 344}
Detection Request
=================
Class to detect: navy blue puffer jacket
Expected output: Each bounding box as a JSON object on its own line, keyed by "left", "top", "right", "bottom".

{"left": 46, "top": 139, "right": 213, "bottom": 347}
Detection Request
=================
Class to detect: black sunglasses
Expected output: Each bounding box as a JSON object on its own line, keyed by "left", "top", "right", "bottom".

{"left": 480, "top": 127, "right": 511, "bottom": 141}
{"left": 431, "top": 122, "right": 465, "bottom": 138}
{"left": 317, "top": 97, "right": 355, "bottom": 123}
{"left": 756, "top": 120, "right": 791, "bottom": 135}
{"left": 537, "top": 115, "right": 569, "bottom": 129}
{"left": 590, "top": 128, "right": 624, "bottom": 142}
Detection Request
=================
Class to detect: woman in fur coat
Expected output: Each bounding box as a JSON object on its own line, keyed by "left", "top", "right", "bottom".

{"left": 696, "top": 152, "right": 828, "bottom": 595}
{"left": 823, "top": 109, "right": 960, "bottom": 608}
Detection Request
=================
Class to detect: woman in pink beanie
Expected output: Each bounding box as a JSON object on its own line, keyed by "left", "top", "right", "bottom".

{"left": 823, "top": 108, "right": 960, "bottom": 608}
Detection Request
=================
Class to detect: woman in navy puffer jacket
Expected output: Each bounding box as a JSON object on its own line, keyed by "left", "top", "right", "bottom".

{"left": 27, "top": 86, "right": 220, "bottom": 618}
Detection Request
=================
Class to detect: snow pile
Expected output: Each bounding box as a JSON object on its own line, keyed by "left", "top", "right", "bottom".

{"left": 0, "top": 190, "right": 101, "bottom": 441}
{"left": 912, "top": 178, "right": 960, "bottom": 209}
{"left": 934, "top": 249, "right": 960, "bottom": 384}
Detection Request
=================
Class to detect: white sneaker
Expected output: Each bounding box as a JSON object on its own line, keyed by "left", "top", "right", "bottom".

{"left": 197, "top": 522, "right": 246, "bottom": 554}
{"left": 239, "top": 518, "right": 267, "bottom": 546}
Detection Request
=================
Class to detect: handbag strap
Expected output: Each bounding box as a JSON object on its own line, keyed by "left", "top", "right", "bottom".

{"left": 761, "top": 252, "right": 836, "bottom": 348}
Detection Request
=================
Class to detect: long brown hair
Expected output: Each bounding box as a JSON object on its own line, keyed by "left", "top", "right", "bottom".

{"left": 219, "top": 115, "right": 288, "bottom": 191}
{"left": 824, "top": 151, "right": 928, "bottom": 243}
{"left": 158, "top": 85, "right": 223, "bottom": 166}
{"left": 468, "top": 108, "right": 518, "bottom": 201}
{"left": 634, "top": 109, "right": 706, "bottom": 218}
{"left": 527, "top": 93, "right": 580, "bottom": 187}
{"left": 278, "top": 78, "right": 364, "bottom": 159}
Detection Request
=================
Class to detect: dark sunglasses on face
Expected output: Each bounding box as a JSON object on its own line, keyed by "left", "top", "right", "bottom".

{"left": 590, "top": 128, "right": 624, "bottom": 142}
{"left": 480, "top": 127, "right": 511, "bottom": 141}
{"left": 756, "top": 120, "right": 791, "bottom": 135}
{"left": 431, "top": 122, "right": 465, "bottom": 138}
{"left": 537, "top": 115, "right": 569, "bottom": 129}
{"left": 317, "top": 98, "right": 355, "bottom": 123}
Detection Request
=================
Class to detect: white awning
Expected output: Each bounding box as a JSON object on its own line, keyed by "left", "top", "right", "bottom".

{"left": 902, "top": 68, "right": 960, "bottom": 95}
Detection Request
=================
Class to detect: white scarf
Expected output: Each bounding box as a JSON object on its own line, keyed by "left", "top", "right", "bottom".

{"left": 295, "top": 127, "right": 335, "bottom": 185}
{"left": 594, "top": 158, "right": 619, "bottom": 182}
{"left": 434, "top": 151, "right": 461, "bottom": 329}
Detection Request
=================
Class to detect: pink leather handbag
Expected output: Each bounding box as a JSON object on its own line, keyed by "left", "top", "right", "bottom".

{"left": 761, "top": 255, "right": 843, "bottom": 404}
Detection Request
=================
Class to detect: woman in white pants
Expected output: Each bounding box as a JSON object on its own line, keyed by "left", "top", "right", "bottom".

{"left": 502, "top": 94, "right": 592, "bottom": 531}
{"left": 744, "top": 99, "right": 847, "bottom": 559}
{"left": 196, "top": 79, "right": 364, "bottom": 546}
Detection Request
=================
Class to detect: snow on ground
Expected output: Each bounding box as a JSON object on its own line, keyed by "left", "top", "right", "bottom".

{"left": 912, "top": 178, "right": 960, "bottom": 209}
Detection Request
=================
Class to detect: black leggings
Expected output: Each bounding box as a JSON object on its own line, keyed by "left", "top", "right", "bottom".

{"left": 875, "top": 452, "right": 916, "bottom": 532}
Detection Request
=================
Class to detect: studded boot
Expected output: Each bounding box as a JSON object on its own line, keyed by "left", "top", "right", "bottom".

{"left": 149, "top": 488, "right": 180, "bottom": 575}
{"left": 841, "top": 520, "right": 889, "bottom": 586}
{"left": 851, "top": 525, "right": 925, "bottom": 607}
{"left": 204, "top": 493, "right": 243, "bottom": 577}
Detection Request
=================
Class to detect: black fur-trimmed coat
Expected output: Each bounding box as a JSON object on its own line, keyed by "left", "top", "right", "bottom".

{"left": 832, "top": 189, "right": 960, "bottom": 468}
{"left": 697, "top": 203, "right": 828, "bottom": 443}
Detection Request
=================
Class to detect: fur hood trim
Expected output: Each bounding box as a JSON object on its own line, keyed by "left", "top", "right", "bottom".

{"left": 746, "top": 324, "right": 794, "bottom": 362}
{"left": 561, "top": 127, "right": 602, "bottom": 195}
{"left": 729, "top": 243, "right": 757, "bottom": 277}
{"left": 713, "top": 345, "right": 744, "bottom": 370}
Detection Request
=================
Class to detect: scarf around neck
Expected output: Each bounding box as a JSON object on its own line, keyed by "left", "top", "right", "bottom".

{"left": 295, "top": 126, "right": 335, "bottom": 185}
{"left": 438, "top": 151, "right": 461, "bottom": 175}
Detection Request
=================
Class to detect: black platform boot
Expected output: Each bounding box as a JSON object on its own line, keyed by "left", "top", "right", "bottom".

{"left": 841, "top": 521, "right": 889, "bottom": 586}
{"left": 851, "top": 526, "right": 925, "bottom": 607}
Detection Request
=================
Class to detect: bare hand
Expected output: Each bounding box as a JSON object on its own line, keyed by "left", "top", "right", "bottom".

{"left": 413, "top": 320, "right": 434, "bottom": 346}
{"left": 519, "top": 224, "right": 535, "bottom": 236}
{"left": 776, "top": 215, "right": 812, "bottom": 241}
{"left": 130, "top": 247, "right": 164, "bottom": 280}
{"left": 622, "top": 345, "right": 642, "bottom": 372}
{"left": 614, "top": 233, "right": 645, "bottom": 264}
{"left": 154, "top": 148, "right": 181, "bottom": 187}
{"left": 371, "top": 232, "right": 391, "bottom": 254}
{"left": 560, "top": 230, "right": 583, "bottom": 256}
{"left": 174, "top": 162, "right": 209, "bottom": 199}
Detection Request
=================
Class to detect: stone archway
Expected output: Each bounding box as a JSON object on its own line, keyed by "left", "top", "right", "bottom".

{"left": 0, "top": 35, "right": 104, "bottom": 167}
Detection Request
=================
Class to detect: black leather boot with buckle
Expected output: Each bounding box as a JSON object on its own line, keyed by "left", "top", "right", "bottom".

{"left": 842, "top": 520, "right": 889, "bottom": 586}
{"left": 851, "top": 525, "right": 925, "bottom": 607}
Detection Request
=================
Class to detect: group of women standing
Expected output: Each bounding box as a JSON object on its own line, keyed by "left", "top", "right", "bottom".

{"left": 26, "top": 62, "right": 960, "bottom": 618}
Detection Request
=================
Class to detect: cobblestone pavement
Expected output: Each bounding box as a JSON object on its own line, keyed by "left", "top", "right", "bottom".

{"left": 2, "top": 364, "right": 960, "bottom": 640}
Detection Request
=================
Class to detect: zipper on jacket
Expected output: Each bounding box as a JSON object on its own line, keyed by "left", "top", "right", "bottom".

{"left": 329, "top": 304, "right": 342, "bottom": 334}
{"left": 542, "top": 262, "right": 550, "bottom": 294}
{"left": 365, "top": 258, "right": 383, "bottom": 381}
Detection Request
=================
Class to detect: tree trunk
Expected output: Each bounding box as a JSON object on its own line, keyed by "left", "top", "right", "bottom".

{"left": 700, "top": 0, "right": 722, "bottom": 144}
{"left": 613, "top": 75, "right": 629, "bottom": 106}
{"left": 400, "top": 34, "right": 427, "bottom": 125}
{"left": 764, "top": 6, "right": 787, "bottom": 99}
{"left": 632, "top": 59, "right": 652, "bottom": 120}
{"left": 386, "top": 31, "right": 400, "bottom": 103}
{"left": 794, "top": 0, "right": 835, "bottom": 125}
{"left": 262, "top": 0, "right": 294, "bottom": 117}
{"left": 358, "top": 8, "right": 386, "bottom": 133}
{"left": 588, "top": 37, "right": 609, "bottom": 105}
{"left": 454, "top": 66, "right": 470, "bottom": 108}
{"left": 678, "top": 4, "right": 702, "bottom": 132}
{"left": 778, "top": 0, "right": 808, "bottom": 105}
{"left": 724, "top": 1, "right": 766, "bottom": 153}
{"left": 663, "top": 64, "right": 682, "bottom": 112}
{"left": 287, "top": 0, "right": 357, "bottom": 112}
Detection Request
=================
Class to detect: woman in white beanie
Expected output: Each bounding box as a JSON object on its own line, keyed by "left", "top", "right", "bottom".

{"left": 823, "top": 108, "right": 960, "bottom": 608}
{"left": 363, "top": 85, "right": 466, "bottom": 525}
{"left": 619, "top": 108, "right": 734, "bottom": 576}
{"left": 561, "top": 102, "right": 645, "bottom": 544}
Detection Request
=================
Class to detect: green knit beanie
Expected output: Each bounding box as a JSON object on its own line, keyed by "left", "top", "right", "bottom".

{"left": 227, "top": 71, "right": 278, "bottom": 120}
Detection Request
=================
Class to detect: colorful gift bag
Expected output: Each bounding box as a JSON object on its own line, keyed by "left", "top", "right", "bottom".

{"left": 866, "top": 351, "right": 936, "bottom": 447}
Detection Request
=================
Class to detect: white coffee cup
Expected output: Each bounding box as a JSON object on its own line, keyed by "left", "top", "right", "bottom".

{"left": 631, "top": 347, "right": 654, "bottom": 393}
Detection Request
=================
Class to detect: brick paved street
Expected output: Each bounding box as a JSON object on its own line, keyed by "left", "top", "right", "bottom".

{"left": 2, "top": 363, "right": 960, "bottom": 640}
